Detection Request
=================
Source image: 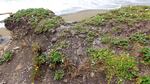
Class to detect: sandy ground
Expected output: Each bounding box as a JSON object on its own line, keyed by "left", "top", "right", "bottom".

{"left": 0, "top": 28, "right": 10, "bottom": 36}
{"left": 62, "top": 9, "right": 107, "bottom": 23}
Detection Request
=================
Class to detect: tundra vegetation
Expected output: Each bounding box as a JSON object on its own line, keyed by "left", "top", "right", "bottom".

{"left": 1, "top": 6, "right": 150, "bottom": 84}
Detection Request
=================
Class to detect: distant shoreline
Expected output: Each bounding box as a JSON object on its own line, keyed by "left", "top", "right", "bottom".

{"left": 61, "top": 9, "right": 107, "bottom": 23}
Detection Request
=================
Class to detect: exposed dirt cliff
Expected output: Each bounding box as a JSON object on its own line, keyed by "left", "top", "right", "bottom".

{"left": 0, "top": 6, "right": 150, "bottom": 84}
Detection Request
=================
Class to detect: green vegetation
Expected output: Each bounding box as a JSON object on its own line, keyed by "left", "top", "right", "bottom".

{"left": 31, "top": 62, "right": 41, "bottom": 82}
{"left": 31, "top": 43, "right": 45, "bottom": 82}
{"left": 86, "top": 31, "right": 97, "bottom": 42}
{"left": 106, "top": 54, "right": 138, "bottom": 82}
{"left": 129, "top": 33, "right": 150, "bottom": 45}
{"left": 101, "top": 35, "right": 112, "bottom": 44}
{"left": 140, "top": 47, "right": 150, "bottom": 64}
{"left": 32, "top": 54, "right": 48, "bottom": 81}
{"left": 101, "top": 36, "right": 129, "bottom": 48}
{"left": 35, "top": 16, "right": 64, "bottom": 33}
{"left": 83, "top": 6, "right": 150, "bottom": 26}
{"left": 111, "top": 37, "right": 129, "bottom": 48}
{"left": 88, "top": 48, "right": 138, "bottom": 83}
{"left": 0, "top": 51, "right": 13, "bottom": 65}
{"left": 49, "top": 50, "right": 65, "bottom": 80}
{"left": 138, "top": 76, "right": 150, "bottom": 84}
{"left": 32, "top": 43, "right": 41, "bottom": 53}
{"left": 5, "top": 8, "right": 64, "bottom": 33}
{"left": 101, "top": 32, "right": 150, "bottom": 50}
{"left": 5, "top": 8, "right": 54, "bottom": 28}
{"left": 50, "top": 51, "right": 63, "bottom": 64}
{"left": 3, "top": 6, "right": 150, "bottom": 83}
{"left": 34, "top": 54, "right": 47, "bottom": 65}
{"left": 54, "top": 70, "right": 64, "bottom": 80}
{"left": 31, "top": 43, "right": 65, "bottom": 82}
{"left": 84, "top": 15, "right": 106, "bottom": 26}
{"left": 73, "top": 24, "right": 88, "bottom": 34}
{"left": 88, "top": 48, "right": 114, "bottom": 63}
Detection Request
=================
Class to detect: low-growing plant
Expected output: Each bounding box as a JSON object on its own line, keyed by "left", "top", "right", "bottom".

{"left": 54, "top": 70, "right": 64, "bottom": 80}
{"left": 31, "top": 54, "right": 48, "bottom": 82}
{"left": 50, "top": 51, "right": 63, "bottom": 64}
{"left": 88, "top": 48, "right": 138, "bottom": 83}
{"left": 84, "top": 15, "right": 106, "bottom": 26}
{"left": 129, "top": 33, "right": 150, "bottom": 45}
{"left": 137, "top": 76, "right": 150, "bottom": 84}
{"left": 32, "top": 43, "right": 41, "bottom": 54}
{"left": 31, "top": 64, "right": 41, "bottom": 82}
{"left": 86, "top": 31, "right": 98, "bottom": 43}
{"left": 3, "top": 51, "right": 13, "bottom": 62}
{"left": 35, "top": 16, "right": 64, "bottom": 33}
{"left": 101, "top": 36, "right": 112, "bottom": 44}
{"left": 0, "top": 58, "right": 5, "bottom": 65}
{"left": 83, "top": 6, "right": 150, "bottom": 26}
{"left": 106, "top": 53, "right": 138, "bottom": 83}
{"left": 34, "top": 54, "right": 47, "bottom": 65}
{"left": 140, "top": 47, "right": 150, "bottom": 64}
{"left": 5, "top": 8, "right": 64, "bottom": 33}
{"left": 73, "top": 24, "right": 88, "bottom": 34}
{"left": 111, "top": 27, "right": 122, "bottom": 33}
{"left": 111, "top": 38, "right": 129, "bottom": 48}
{"left": 5, "top": 8, "right": 54, "bottom": 30}
{"left": 88, "top": 48, "right": 114, "bottom": 64}
{"left": 0, "top": 51, "right": 13, "bottom": 65}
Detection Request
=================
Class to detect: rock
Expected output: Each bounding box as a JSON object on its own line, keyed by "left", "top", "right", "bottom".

{"left": 13, "top": 46, "right": 20, "bottom": 50}
{"left": 63, "top": 79, "right": 68, "bottom": 83}
{"left": 93, "top": 38, "right": 100, "bottom": 45}
{"left": 0, "top": 35, "right": 4, "bottom": 44}
{"left": 0, "top": 72, "right": 2, "bottom": 76}
{"left": 0, "top": 80, "right": 7, "bottom": 84}
{"left": 90, "top": 72, "right": 95, "bottom": 77}
{"left": 93, "top": 38, "right": 102, "bottom": 49}
{"left": 76, "top": 47, "right": 84, "bottom": 56}
{"left": 70, "top": 30, "right": 76, "bottom": 36}
{"left": 78, "top": 34, "right": 86, "bottom": 38}
{"left": 51, "top": 29, "right": 57, "bottom": 34}
{"left": 51, "top": 37, "right": 57, "bottom": 43}
{"left": 0, "top": 39, "right": 4, "bottom": 44}
{"left": 15, "top": 63, "right": 23, "bottom": 71}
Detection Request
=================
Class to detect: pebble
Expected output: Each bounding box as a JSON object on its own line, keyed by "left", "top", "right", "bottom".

{"left": 51, "top": 29, "right": 57, "bottom": 34}
{"left": 0, "top": 80, "right": 7, "bottom": 84}
{"left": 51, "top": 37, "right": 57, "bottom": 43}
{"left": 90, "top": 72, "right": 95, "bottom": 77}
{"left": 78, "top": 34, "right": 86, "bottom": 38}
{"left": 70, "top": 30, "right": 76, "bottom": 36}
{"left": 13, "top": 46, "right": 20, "bottom": 50}
{"left": 63, "top": 79, "right": 68, "bottom": 82}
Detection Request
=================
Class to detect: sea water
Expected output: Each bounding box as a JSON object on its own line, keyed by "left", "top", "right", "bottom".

{"left": 0, "top": 0, "right": 150, "bottom": 28}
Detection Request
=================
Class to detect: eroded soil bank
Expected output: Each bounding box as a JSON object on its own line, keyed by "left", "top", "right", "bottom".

{"left": 0, "top": 6, "right": 150, "bottom": 84}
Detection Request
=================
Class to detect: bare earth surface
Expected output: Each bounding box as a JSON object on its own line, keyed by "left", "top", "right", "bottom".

{"left": 62, "top": 9, "right": 107, "bottom": 23}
